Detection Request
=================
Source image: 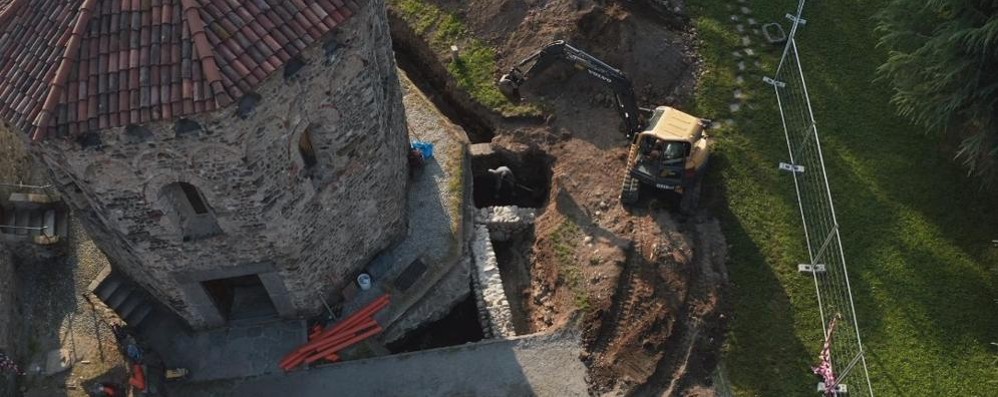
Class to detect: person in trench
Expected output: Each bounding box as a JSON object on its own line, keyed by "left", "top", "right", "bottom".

{"left": 488, "top": 166, "right": 517, "bottom": 199}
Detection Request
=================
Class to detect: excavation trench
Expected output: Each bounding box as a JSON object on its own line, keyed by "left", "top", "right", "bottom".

{"left": 490, "top": 230, "right": 535, "bottom": 335}
{"left": 470, "top": 147, "right": 553, "bottom": 208}
{"left": 386, "top": 293, "right": 484, "bottom": 354}
{"left": 390, "top": 14, "right": 497, "bottom": 144}
{"left": 387, "top": 16, "right": 553, "bottom": 346}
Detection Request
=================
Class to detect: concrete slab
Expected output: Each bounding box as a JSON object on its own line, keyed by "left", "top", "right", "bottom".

{"left": 142, "top": 315, "right": 307, "bottom": 382}
{"left": 170, "top": 331, "right": 589, "bottom": 397}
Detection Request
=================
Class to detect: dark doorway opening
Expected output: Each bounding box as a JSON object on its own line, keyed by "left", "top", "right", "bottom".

{"left": 386, "top": 293, "right": 484, "bottom": 354}
{"left": 201, "top": 274, "right": 277, "bottom": 321}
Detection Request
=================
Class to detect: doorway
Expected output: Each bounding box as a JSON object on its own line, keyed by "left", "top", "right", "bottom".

{"left": 201, "top": 274, "right": 278, "bottom": 321}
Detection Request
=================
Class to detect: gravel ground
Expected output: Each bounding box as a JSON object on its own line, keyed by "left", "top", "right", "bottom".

{"left": 343, "top": 70, "right": 471, "bottom": 339}
{"left": 171, "top": 329, "right": 589, "bottom": 397}
{"left": 0, "top": 126, "right": 125, "bottom": 395}
{"left": 16, "top": 217, "right": 127, "bottom": 396}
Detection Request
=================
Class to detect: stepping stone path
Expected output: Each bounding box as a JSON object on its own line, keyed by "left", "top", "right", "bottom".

{"left": 724, "top": 0, "right": 767, "bottom": 120}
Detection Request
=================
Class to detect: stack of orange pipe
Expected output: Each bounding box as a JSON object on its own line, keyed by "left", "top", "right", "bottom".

{"left": 279, "top": 294, "right": 390, "bottom": 372}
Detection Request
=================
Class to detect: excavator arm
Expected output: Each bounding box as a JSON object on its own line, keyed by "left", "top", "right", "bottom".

{"left": 498, "top": 40, "right": 647, "bottom": 138}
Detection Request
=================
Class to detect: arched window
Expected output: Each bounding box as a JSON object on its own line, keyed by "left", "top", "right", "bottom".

{"left": 159, "top": 182, "right": 221, "bottom": 241}
{"left": 298, "top": 128, "right": 318, "bottom": 169}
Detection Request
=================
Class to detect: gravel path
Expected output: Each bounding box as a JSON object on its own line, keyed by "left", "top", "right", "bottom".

{"left": 171, "top": 330, "right": 589, "bottom": 397}
{"left": 17, "top": 217, "right": 127, "bottom": 396}
{"left": 343, "top": 70, "right": 471, "bottom": 339}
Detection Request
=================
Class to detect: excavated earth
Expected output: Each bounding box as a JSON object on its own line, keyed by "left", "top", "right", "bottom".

{"left": 389, "top": 0, "right": 730, "bottom": 395}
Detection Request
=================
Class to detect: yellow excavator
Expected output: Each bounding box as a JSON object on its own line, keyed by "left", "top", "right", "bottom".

{"left": 498, "top": 40, "right": 712, "bottom": 211}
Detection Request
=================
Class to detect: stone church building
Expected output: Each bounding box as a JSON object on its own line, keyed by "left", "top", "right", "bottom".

{"left": 0, "top": 0, "right": 409, "bottom": 328}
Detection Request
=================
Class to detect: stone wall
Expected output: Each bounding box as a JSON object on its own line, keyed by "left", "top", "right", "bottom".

{"left": 478, "top": 206, "right": 536, "bottom": 242}
{"left": 470, "top": 224, "right": 515, "bottom": 338}
{"left": 26, "top": 0, "right": 409, "bottom": 328}
{"left": 0, "top": 245, "right": 14, "bottom": 353}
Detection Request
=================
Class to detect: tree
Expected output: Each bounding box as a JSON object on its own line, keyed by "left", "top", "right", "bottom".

{"left": 876, "top": 0, "right": 998, "bottom": 187}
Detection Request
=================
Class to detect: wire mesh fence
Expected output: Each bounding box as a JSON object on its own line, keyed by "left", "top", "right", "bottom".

{"left": 765, "top": 2, "right": 874, "bottom": 395}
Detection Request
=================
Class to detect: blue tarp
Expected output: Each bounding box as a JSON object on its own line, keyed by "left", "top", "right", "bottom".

{"left": 411, "top": 140, "right": 434, "bottom": 159}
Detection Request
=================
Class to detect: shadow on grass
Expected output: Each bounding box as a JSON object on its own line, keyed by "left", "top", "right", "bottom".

{"left": 705, "top": 153, "right": 815, "bottom": 396}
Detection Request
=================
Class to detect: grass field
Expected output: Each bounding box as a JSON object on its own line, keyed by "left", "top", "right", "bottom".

{"left": 691, "top": 0, "right": 998, "bottom": 395}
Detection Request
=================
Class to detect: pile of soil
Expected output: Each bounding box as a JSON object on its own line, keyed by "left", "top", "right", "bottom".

{"left": 388, "top": 0, "right": 727, "bottom": 394}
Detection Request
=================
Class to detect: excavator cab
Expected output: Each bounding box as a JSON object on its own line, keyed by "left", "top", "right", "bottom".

{"left": 620, "top": 106, "right": 711, "bottom": 211}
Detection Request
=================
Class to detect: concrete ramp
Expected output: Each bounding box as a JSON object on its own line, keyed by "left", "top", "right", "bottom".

{"left": 170, "top": 331, "right": 589, "bottom": 397}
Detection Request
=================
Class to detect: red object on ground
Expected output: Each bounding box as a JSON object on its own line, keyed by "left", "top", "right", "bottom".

{"left": 309, "top": 319, "right": 378, "bottom": 350}
{"left": 311, "top": 295, "right": 389, "bottom": 341}
{"left": 129, "top": 364, "right": 146, "bottom": 390}
{"left": 279, "top": 295, "right": 390, "bottom": 371}
{"left": 280, "top": 296, "right": 389, "bottom": 368}
{"left": 303, "top": 325, "right": 383, "bottom": 365}
{"left": 308, "top": 324, "right": 323, "bottom": 340}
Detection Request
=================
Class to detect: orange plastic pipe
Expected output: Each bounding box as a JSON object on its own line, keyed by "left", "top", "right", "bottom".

{"left": 280, "top": 350, "right": 310, "bottom": 371}
{"left": 313, "top": 295, "right": 389, "bottom": 341}
{"left": 296, "top": 299, "right": 388, "bottom": 353}
{"left": 281, "top": 295, "right": 390, "bottom": 367}
{"left": 303, "top": 325, "right": 382, "bottom": 365}
{"left": 282, "top": 319, "right": 378, "bottom": 370}
{"left": 310, "top": 319, "right": 378, "bottom": 351}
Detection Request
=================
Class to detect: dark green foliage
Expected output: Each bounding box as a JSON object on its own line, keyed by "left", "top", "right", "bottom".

{"left": 876, "top": 0, "right": 998, "bottom": 186}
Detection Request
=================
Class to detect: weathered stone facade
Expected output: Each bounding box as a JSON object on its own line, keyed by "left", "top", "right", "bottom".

{"left": 23, "top": 0, "right": 408, "bottom": 329}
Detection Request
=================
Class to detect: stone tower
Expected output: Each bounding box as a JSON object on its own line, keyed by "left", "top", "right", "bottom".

{"left": 0, "top": 0, "right": 408, "bottom": 328}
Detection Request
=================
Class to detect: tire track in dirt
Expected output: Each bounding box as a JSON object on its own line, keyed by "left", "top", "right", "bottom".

{"left": 631, "top": 218, "right": 729, "bottom": 396}
{"left": 588, "top": 245, "right": 641, "bottom": 357}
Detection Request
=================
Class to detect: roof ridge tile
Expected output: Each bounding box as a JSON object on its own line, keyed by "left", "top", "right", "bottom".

{"left": 31, "top": 0, "right": 98, "bottom": 142}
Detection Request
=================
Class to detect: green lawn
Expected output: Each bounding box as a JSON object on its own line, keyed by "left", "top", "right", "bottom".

{"left": 692, "top": 0, "right": 998, "bottom": 395}
{"left": 390, "top": 0, "right": 540, "bottom": 116}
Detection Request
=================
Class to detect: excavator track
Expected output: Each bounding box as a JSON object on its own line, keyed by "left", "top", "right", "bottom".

{"left": 679, "top": 160, "right": 709, "bottom": 214}
{"left": 620, "top": 145, "right": 641, "bottom": 205}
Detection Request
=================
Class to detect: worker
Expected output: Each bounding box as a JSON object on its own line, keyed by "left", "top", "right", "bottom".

{"left": 648, "top": 141, "right": 665, "bottom": 160}
{"left": 488, "top": 166, "right": 516, "bottom": 196}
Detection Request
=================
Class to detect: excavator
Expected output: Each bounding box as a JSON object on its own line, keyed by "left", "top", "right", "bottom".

{"left": 498, "top": 40, "right": 711, "bottom": 211}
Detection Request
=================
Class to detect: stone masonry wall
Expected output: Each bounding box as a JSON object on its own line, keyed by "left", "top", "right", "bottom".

{"left": 28, "top": 0, "right": 408, "bottom": 328}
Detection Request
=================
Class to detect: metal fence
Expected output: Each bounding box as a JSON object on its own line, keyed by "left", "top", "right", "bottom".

{"left": 764, "top": 1, "right": 875, "bottom": 395}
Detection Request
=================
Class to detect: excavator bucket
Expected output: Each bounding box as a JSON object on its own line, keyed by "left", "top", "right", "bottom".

{"left": 498, "top": 74, "right": 522, "bottom": 103}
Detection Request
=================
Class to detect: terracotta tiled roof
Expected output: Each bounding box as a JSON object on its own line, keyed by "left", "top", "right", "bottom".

{"left": 0, "top": 0, "right": 358, "bottom": 142}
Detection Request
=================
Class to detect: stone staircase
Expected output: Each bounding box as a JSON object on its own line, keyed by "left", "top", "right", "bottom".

{"left": 0, "top": 192, "right": 68, "bottom": 245}
{"left": 88, "top": 266, "right": 158, "bottom": 330}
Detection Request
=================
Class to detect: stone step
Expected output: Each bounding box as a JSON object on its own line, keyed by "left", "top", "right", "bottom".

{"left": 126, "top": 305, "right": 154, "bottom": 329}
{"left": 27, "top": 210, "right": 41, "bottom": 236}
{"left": 117, "top": 295, "right": 143, "bottom": 320}
{"left": 87, "top": 266, "right": 160, "bottom": 329}
{"left": 13, "top": 208, "right": 28, "bottom": 235}
{"left": 106, "top": 285, "right": 134, "bottom": 310}
{"left": 43, "top": 209, "right": 56, "bottom": 237}
{"left": 54, "top": 209, "right": 69, "bottom": 238}
{"left": 2, "top": 209, "right": 15, "bottom": 234}
{"left": 8, "top": 192, "right": 59, "bottom": 206}
{"left": 89, "top": 266, "right": 116, "bottom": 299}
